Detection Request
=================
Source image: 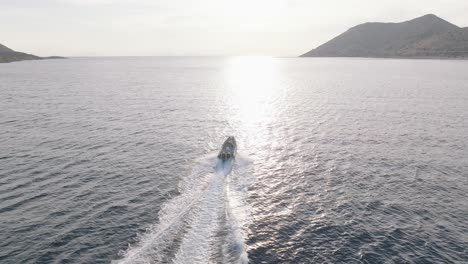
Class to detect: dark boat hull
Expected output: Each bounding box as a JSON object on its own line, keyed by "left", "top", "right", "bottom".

{"left": 218, "top": 137, "right": 237, "bottom": 161}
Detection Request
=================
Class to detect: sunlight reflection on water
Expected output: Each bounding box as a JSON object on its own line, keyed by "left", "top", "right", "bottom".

{"left": 224, "top": 57, "right": 285, "bottom": 150}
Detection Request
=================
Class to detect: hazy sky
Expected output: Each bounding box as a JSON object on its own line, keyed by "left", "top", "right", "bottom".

{"left": 2, "top": 0, "right": 468, "bottom": 56}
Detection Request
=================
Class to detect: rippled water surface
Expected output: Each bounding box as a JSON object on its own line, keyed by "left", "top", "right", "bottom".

{"left": 1, "top": 57, "right": 468, "bottom": 264}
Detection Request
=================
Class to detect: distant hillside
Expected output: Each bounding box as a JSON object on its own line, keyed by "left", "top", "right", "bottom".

{"left": 0, "top": 42, "right": 64, "bottom": 63}
{"left": 301, "top": 14, "right": 468, "bottom": 58}
{"left": 0, "top": 43, "right": 14, "bottom": 53}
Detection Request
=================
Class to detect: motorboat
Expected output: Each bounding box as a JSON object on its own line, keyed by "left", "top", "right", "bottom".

{"left": 217, "top": 136, "right": 237, "bottom": 161}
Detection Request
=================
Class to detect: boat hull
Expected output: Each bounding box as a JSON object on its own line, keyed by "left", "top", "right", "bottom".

{"left": 218, "top": 136, "right": 237, "bottom": 161}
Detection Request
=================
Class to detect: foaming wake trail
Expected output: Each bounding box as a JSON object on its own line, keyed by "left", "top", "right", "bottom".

{"left": 172, "top": 160, "right": 229, "bottom": 264}
{"left": 114, "top": 153, "right": 253, "bottom": 264}
{"left": 222, "top": 156, "right": 253, "bottom": 264}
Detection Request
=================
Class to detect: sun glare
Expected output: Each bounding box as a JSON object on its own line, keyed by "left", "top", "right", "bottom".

{"left": 224, "top": 56, "right": 283, "bottom": 138}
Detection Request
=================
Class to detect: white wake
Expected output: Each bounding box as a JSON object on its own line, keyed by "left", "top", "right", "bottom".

{"left": 115, "top": 153, "right": 253, "bottom": 264}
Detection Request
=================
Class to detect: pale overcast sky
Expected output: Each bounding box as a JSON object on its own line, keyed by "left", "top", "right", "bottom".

{"left": 1, "top": 0, "right": 468, "bottom": 56}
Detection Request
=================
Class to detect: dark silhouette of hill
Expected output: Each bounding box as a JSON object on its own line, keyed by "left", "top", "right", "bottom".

{"left": 0, "top": 42, "right": 64, "bottom": 63}
{"left": 301, "top": 14, "right": 468, "bottom": 58}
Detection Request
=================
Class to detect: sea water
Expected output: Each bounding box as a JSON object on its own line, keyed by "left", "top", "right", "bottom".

{"left": 1, "top": 57, "right": 467, "bottom": 263}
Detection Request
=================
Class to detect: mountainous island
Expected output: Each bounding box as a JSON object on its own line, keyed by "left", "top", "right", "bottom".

{"left": 0, "top": 43, "right": 64, "bottom": 63}
{"left": 301, "top": 14, "right": 468, "bottom": 58}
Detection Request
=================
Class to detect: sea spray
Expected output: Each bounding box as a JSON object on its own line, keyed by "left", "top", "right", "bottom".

{"left": 115, "top": 153, "right": 253, "bottom": 264}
